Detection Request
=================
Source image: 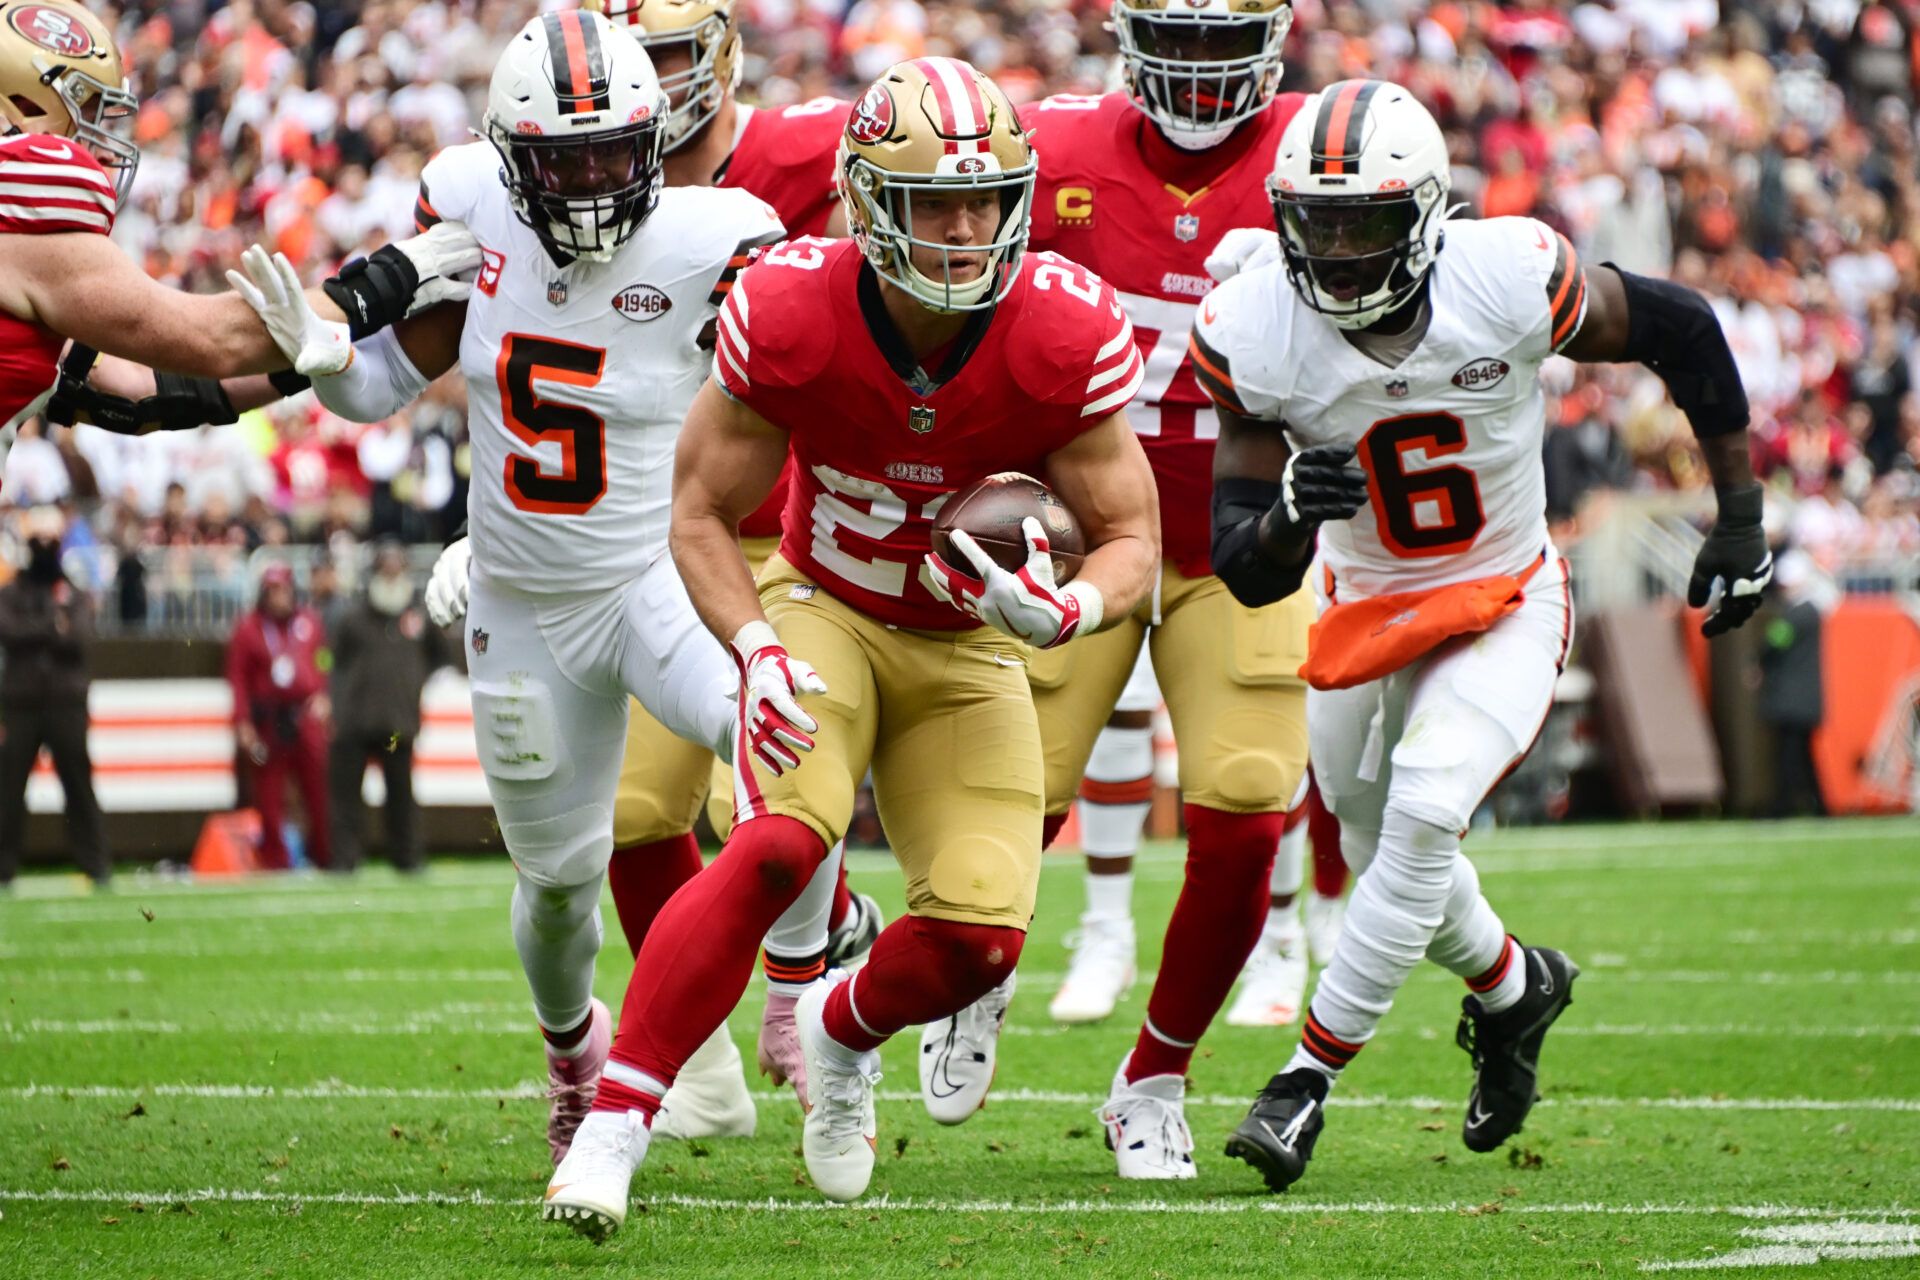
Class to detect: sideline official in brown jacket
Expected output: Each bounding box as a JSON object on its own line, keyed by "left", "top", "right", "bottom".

{"left": 0, "top": 507, "right": 106, "bottom": 887}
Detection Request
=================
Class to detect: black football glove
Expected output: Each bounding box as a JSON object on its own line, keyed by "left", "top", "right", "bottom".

{"left": 1688, "top": 482, "right": 1772, "bottom": 637}
{"left": 1274, "top": 444, "right": 1371, "bottom": 532}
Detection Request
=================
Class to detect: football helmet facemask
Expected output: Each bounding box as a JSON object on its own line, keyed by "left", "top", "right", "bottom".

{"left": 837, "top": 57, "right": 1035, "bottom": 314}
{"left": 484, "top": 9, "right": 669, "bottom": 263}
{"left": 0, "top": 0, "right": 138, "bottom": 204}
{"left": 1268, "top": 79, "right": 1450, "bottom": 330}
{"left": 1111, "top": 0, "right": 1291, "bottom": 150}
{"left": 589, "top": 0, "right": 741, "bottom": 153}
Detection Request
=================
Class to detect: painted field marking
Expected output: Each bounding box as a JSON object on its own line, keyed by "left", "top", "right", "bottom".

{"left": 1641, "top": 1220, "right": 1920, "bottom": 1271}
{"left": 0, "top": 1187, "right": 1915, "bottom": 1220}
{"left": 6, "top": 1083, "right": 1918, "bottom": 1114}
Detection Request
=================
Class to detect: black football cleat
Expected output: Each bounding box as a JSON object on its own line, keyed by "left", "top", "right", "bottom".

{"left": 1224, "top": 1068, "right": 1329, "bottom": 1193}
{"left": 1456, "top": 944, "right": 1579, "bottom": 1153}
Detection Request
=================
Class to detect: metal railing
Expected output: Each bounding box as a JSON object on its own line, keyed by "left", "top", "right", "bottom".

{"left": 95, "top": 543, "right": 447, "bottom": 638}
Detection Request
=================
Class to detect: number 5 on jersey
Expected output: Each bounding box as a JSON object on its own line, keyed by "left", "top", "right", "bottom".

{"left": 496, "top": 334, "right": 607, "bottom": 515}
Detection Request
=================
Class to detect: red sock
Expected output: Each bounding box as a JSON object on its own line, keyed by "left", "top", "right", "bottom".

{"left": 1127, "top": 804, "right": 1286, "bottom": 1082}
{"left": 831, "top": 858, "right": 854, "bottom": 933}
{"left": 1308, "top": 781, "right": 1348, "bottom": 899}
{"left": 603, "top": 815, "right": 826, "bottom": 1089}
{"left": 1042, "top": 811, "right": 1070, "bottom": 850}
{"left": 822, "top": 915, "right": 1024, "bottom": 1052}
{"left": 606, "top": 834, "right": 705, "bottom": 957}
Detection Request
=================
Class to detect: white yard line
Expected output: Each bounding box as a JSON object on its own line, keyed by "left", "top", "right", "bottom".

{"left": 6, "top": 1082, "right": 1917, "bottom": 1113}
{"left": 1641, "top": 1221, "right": 1920, "bottom": 1271}
{"left": 0, "top": 1186, "right": 1914, "bottom": 1219}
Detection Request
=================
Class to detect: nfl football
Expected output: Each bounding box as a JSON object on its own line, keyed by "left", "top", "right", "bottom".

{"left": 931, "top": 472, "right": 1086, "bottom": 584}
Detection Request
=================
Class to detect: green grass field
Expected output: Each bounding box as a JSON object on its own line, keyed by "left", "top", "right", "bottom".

{"left": 2, "top": 818, "right": 1917, "bottom": 1278}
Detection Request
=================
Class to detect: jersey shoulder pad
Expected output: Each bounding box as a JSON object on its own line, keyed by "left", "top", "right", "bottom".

{"left": 1191, "top": 267, "right": 1293, "bottom": 422}
{"left": 415, "top": 142, "right": 495, "bottom": 231}
{"left": 1010, "top": 252, "right": 1145, "bottom": 419}
{"left": 0, "top": 133, "right": 116, "bottom": 236}
{"left": 711, "top": 236, "right": 848, "bottom": 399}
{"left": 651, "top": 186, "right": 785, "bottom": 295}
{"left": 1445, "top": 217, "right": 1587, "bottom": 357}
{"left": 1019, "top": 92, "right": 1127, "bottom": 175}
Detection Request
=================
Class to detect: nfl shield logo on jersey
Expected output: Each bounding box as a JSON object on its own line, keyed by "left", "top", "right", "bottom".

{"left": 547, "top": 279, "right": 568, "bottom": 307}
{"left": 1385, "top": 379, "right": 1410, "bottom": 398}
{"left": 908, "top": 405, "right": 936, "bottom": 434}
{"left": 1174, "top": 213, "right": 1200, "bottom": 242}
{"left": 470, "top": 626, "right": 489, "bottom": 655}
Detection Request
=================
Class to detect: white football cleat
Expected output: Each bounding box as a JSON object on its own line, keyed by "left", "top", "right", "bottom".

{"left": 1225, "top": 918, "right": 1310, "bottom": 1028}
{"left": 795, "top": 971, "right": 880, "bottom": 1202}
{"left": 1047, "top": 913, "right": 1135, "bottom": 1024}
{"left": 1098, "top": 1052, "right": 1197, "bottom": 1180}
{"left": 1305, "top": 891, "right": 1346, "bottom": 967}
{"left": 652, "top": 1022, "right": 757, "bottom": 1140}
{"left": 918, "top": 970, "right": 1015, "bottom": 1125}
{"left": 542, "top": 1108, "right": 650, "bottom": 1242}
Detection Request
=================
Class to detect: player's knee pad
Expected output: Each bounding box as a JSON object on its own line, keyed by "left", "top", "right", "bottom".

{"left": 512, "top": 870, "right": 604, "bottom": 938}
{"left": 1192, "top": 717, "right": 1302, "bottom": 812}
{"left": 1083, "top": 722, "right": 1154, "bottom": 785}
{"left": 1373, "top": 802, "right": 1464, "bottom": 904}
{"left": 503, "top": 801, "right": 614, "bottom": 890}
{"left": 923, "top": 831, "right": 1034, "bottom": 925}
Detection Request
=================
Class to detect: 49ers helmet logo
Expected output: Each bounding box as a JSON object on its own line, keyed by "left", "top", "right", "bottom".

{"left": 8, "top": 4, "right": 94, "bottom": 56}
{"left": 848, "top": 84, "right": 893, "bottom": 145}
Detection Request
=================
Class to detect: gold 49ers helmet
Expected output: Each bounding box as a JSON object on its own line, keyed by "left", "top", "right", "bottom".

{"left": 585, "top": 0, "right": 740, "bottom": 152}
{"left": 1111, "top": 0, "right": 1291, "bottom": 148}
{"left": 837, "top": 57, "right": 1035, "bottom": 314}
{"left": 0, "top": 0, "right": 137, "bottom": 202}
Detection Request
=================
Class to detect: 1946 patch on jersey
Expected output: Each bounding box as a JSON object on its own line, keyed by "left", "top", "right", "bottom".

{"left": 1451, "top": 357, "right": 1511, "bottom": 391}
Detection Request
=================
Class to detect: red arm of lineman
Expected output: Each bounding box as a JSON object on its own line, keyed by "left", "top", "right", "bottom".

{"left": 1041, "top": 409, "right": 1160, "bottom": 626}
{"left": 0, "top": 232, "right": 347, "bottom": 379}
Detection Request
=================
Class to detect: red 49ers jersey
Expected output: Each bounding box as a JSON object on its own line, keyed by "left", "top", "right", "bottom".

{"left": 713, "top": 238, "right": 1144, "bottom": 630}
{"left": 0, "top": 134, "right": 119, "bottom": 430}
{"left": 721, "top": 98, "right": 850, "bottom": 238}
{"left": 1019, "top": 92, "right": 1305, "bottom": 576}
{"left": 719, "top": 98, "right": 851, "bottom": 539}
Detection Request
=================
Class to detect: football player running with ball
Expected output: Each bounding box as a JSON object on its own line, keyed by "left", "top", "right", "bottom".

{"left": 543, "top": 57, "right": 1159, "bottom": 1236}
{"left": 916, "top": 0, "right": 1316, "bottom": 1173}
{"left": 236, "top": 10, "right": 846, "bottom": 1162}
{"left": 1198, "top": 82, "right": 1770, "bottom": 1190}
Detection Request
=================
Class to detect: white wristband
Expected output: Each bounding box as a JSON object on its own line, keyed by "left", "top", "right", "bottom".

{"left": 1063, "top": 579, "right": 1105, "bottom": 636}
{"left": 731, "top": 619, "right": 781, "bottom": 659}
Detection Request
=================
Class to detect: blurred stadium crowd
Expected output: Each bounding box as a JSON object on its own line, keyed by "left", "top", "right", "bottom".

{"left": 2, "top": 0, "right": 1918, "bottom": 621}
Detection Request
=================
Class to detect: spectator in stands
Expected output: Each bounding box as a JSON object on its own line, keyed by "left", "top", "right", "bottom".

{"left": 1758, "top": 552, "right": 1830, "bottom": 818}
{"left": 227, "top": 562, "right": 332, "bottom": 870}
{"left": 327, "top": 540, "right": 446, "bottom": 873}
{"left": 0, "top": 508, "right": 107, "bottom": 889}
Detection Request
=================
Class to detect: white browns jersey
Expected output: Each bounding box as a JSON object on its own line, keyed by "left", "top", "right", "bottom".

{"left": 418, "top": 142, "right": 783, "bottom": 594}
{"left": 1194, "top": 216, "right": 1588, "bottom": 600}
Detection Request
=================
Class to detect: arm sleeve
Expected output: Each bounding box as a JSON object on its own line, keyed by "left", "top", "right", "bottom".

{"left": 310, "top": 328, "right": 433, "bottom": 423}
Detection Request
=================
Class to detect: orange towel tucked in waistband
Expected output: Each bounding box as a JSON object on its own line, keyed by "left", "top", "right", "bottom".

{"left": 1301, "top": 557, "right": 1543, "bottom": 691}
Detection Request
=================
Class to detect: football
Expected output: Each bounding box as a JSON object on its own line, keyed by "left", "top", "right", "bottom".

{"left": 931, "top": 472, "right": 1086, "bottom": 584}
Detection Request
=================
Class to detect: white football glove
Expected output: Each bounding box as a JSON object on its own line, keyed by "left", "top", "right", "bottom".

{"left": 925, "top": 517, "right": 1103, "bottom": 649}
{"left": 394, "top": 220, "right": 483, "bottom": 316}
{"left": 424, "top": 537, "right": 471, "bottom": 629}
{"left": 1204, "top": 226, "right": 1282, "bottom": 283}
{"left": 226, "top": 245, "right": 355, "bottom": 378}
{"left": 731, "top": 620, "right": 828, "bottom": 776}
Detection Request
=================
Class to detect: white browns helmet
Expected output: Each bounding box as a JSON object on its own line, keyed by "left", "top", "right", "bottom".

{"left": 1267, "top": 79, "right": 1450, "bottom": 330}
{"left": 0, "top": 0, "right": 137, "bottom": 204}
{"left": 1111, "top": 0, "right": 1291, "bottom": 150}
{"left": 836, "top": 57, "right": 1036, "bottom": 313}
{"left": 589, "top": 0, "right": 741, "bottom": 153}
{"left": 483, "top": 9, "right": 669, "bottom": 263}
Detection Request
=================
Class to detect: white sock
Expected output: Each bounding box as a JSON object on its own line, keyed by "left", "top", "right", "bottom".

{"left": 1271, "top": 818, "right": 1308, "bottom": 898}
{"left": 511, "top": 871, "right": 604, "bottom": 1039}
{"left": 1472, "top": 936, "right": 1529, "bottom": 1014}
{"left": 1079, "top": 722, "right": 1153, "bottom": 862}
{"left": 1264, "top": 898, "right": 1302, "bottom": 943}
{"left": 1285, "top": 1044, "right": 1341, "bottom": 1084}
{"left": 1085, "top": 866, "right": 1134, "bottom": 922}
{"left": 762, "top": 841, "right": 842, "bottom": 997}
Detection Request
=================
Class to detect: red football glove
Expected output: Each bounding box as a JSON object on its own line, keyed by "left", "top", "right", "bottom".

{"left": 730, "top": 621, "right": 829, "bottom": 776}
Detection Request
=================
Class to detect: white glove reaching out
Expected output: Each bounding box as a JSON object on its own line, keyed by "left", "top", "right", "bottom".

{"left": 1204, "top": 226, "right": 1282, "bottom": 283}
{"left": 731, "top": 621, "right": 828, "bottom": 777}
{"left": 424, "top": 537, "right": 471, "bottom": 628}
{"left": 393, "top": 220, "right": 483, "bottom": 317}
{"left": 226, "top": 245, "right": 356, "bottom": 378}
{"left": 924, "top": 517, "right": 1103, "bottom": 649}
